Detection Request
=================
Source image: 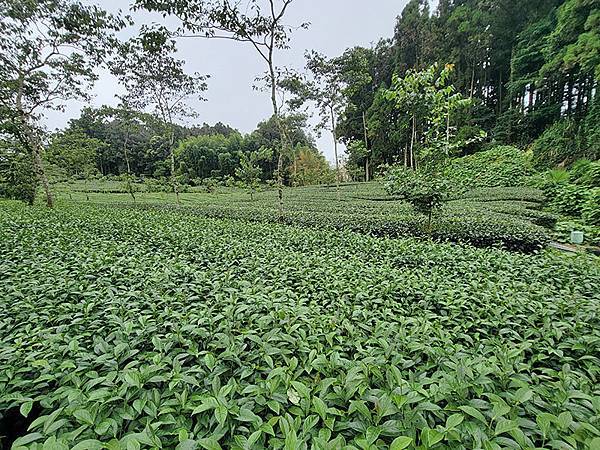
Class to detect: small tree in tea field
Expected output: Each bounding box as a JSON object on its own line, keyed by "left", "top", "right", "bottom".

{"left": 384, "top": 166, "right": 450, "bottom": 234}
{"left": 236, "top": 148, "right": 272, "bottom": 200}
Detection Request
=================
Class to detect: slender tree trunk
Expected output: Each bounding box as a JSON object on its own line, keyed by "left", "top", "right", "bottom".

{"left": 267, "top": 55, "right": 285, "bottom": 220}
{"left": 446, "top": 91, "right": 451, "bottom": 155}
{"left": 331, "top": 107, "right": 340, "bottom": 200}
{"left": 123, "top": 128, "right": 136, "bottom": 202}
{"left": 410, "top": 114, "right": 416, "bottom": 170}
{"left": 566, "top": 75, "right": 574, "bottom": 116}
{"left": 528, "top": 82, "right": 535, "bottom": 112}
{"left": 498, "top": 71, "right": 503, "bottom": 114}
{"left": 16, "top": 73, "right": 53, "bottom": 208}
{"left": 168, "top": 126, "right": 179, "bottom": 204}
{"left": 124, "top": 131, "right": 131, "bottom": 175}
{"left": 32, "top": 143, "right": 53, "bottom": 208}
{"left": 23, "top": 123, "right": 53, "bottom": 208}
{"left": 470, "top": 66, "right": 475, "bottom": 99}
{"left": 362, "top": 111, "right": 369, "bottom": 182}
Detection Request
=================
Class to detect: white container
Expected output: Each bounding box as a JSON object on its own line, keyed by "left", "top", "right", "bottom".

{"left": 570, "top": 231, "right": 584, "bottom": 244}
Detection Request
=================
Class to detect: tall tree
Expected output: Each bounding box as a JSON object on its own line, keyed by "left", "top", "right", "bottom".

{"left": 112, "top": 37, "right": 208, "bottom": 203}
{"left": 284, "top": 52, "right": 346, "bottom": 197}
{"left": 0, "top": 0, "right": 126, "bottom": 207}
{"left": 386, "top": 64, "right": 471, "bottom": 171}
{"left": 134, "top": 0, "right": 308, "bottom": 217}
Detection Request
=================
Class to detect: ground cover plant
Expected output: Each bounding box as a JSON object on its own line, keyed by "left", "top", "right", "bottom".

{"left": 1, "top": 201, "right": 599, "bottom": 449}
{"left": 51, "top": 182, "right": 551, "bottom": 253}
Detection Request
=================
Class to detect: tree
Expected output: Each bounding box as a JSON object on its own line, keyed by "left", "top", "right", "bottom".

{"left": 243, "top": 114, "right": 315, "bottom": 183}
{"left": 288, "top": 146, "right": 334, "bottom": 187}
{"left": 336, "top": 45, "right": 388, "bottom": 181}
{"left": 134, "top": 0, "right": 309, "bottom": 218}
{"left": 112, "top": 37, "right": 209, "bottom": 203}
{"left": 235, "top": 148, "right": 271, "bottom": 200}
{"left": 0, "top": 138, "right": 36, "bottom": 205}
{"left": 0, "top": 0, "right": 126, "bottom": 207}
{"left": 46, "top": 129, "right": 106, "bottom": 178}
{"left": 176, "top": 133, "right": 243, "bottom": 180}
{"left": 383, "top": 165, "right": 450, "bottom": 234}
{"left": 385, "top": 64, "right": 471, "bottom": 171}
{"left": 284, "top": 52, "right": 347, "bottom": 197}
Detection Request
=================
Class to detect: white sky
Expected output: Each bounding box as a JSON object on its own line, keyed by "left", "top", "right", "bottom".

{"left": 44, "top": 0, "right": 412, "bottom": 162}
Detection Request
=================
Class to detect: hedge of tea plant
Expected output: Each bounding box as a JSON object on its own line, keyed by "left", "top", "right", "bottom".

{"left": 90, "top": 183, "right": 552, "bottom": 252}
{"left": 56, "top": 182, "right": 553, "bottom": 252}
{"left": 1, "top": 202, "right": 599, "bottom": 449}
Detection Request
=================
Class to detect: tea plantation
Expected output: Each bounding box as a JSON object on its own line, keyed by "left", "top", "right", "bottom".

{"left": 1, "top": 200, "right": 599, "bottom": 449}
{"left": 56, "top": 182, "right": 554, "bottom": 253}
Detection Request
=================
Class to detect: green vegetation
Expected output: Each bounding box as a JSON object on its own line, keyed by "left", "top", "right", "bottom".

{"left": 1, "top": 201, "right": 599, "bottom": 449}
{"left": 444, "top": 146, "right": 532, "bottom": 189}
{"left": 532, "top": 161, "right": 600, "bottom": 245}
{"left": 1, "top": 0, "right": 599, "bottom": 448}
{"left": 48, "top": 182, "right": 551, "bottom": 253}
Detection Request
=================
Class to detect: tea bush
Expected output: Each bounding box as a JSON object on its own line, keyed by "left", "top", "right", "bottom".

{"left": 54, "top": 182, "right": 552, "bottom": 253}
{"left": 1, "top": 202, "right": 599, "bottom": 449}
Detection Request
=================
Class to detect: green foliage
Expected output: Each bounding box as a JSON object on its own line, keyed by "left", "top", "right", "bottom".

{"left": 531, "top": 119, "right": 580, "bottom": 169}
{"left": 548, "top": 183, "right": 589, "bottom": 217}
{"left": 581, "top": 95, "right": 600, "bottom": 161}
{"left": 383, "top": 166, "right": 450, "bottom": 229}
{"left": 571, "top": 160, "right": 600, "bottom": 187}
{"left": 445, "top": 146, "right": 532, "bottom": 189}
{"left": 0, "top": 141, "right": 36, "bottom": 205}
{"left": 46, "top": 130, "right": 107, "bottom": 178}
{"left": 0, "top": 202, "right": 598, "bottom": 449}
{"left": 493, "top": 109, "right": 536, "bottom": 147}
{"left": 539, "top": 160, "right": 600, "bottom": 232}
{"left": 385, "top": 64, "right": 472, "bottom": 170}
{"left": 235, "top": 148, "right": 271, "bottom": 199}
{"left": 176, "top": 133, "right": 243, "bottom": 180}
{"left": 288, "top": 146, "right": 334, "bottom": 187}
{"left": 582, "top": 188, "right": 600, "bottom": 226}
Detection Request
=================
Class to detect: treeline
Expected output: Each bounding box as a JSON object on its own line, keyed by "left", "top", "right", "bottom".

{"left": 335, "top": 0, "right": 599, "bottom": 177}
{"left": 19, "top": 106, "right": 333, "bottom": 186}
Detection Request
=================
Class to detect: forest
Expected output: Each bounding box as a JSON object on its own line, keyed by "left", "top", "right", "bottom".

{"left": 0, "top": 0, "right": 599, "bottom": 449}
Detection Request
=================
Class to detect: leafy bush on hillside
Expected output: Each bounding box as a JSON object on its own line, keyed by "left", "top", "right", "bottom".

{"left": 0, "top": 203, "right": 598, "bottom": 449}
{"left": 531, "top": 119, "right": 580, "bottom": 169}
{"left": 582, "top": 188, "right": 600, "bottom": 226}
{"left": 539, "top": 161, "right": 600, "bottom": 236}
{"left": 444, "top": 146, "right": 531, "bottom": 189}
{"left": 548, "top": 183, "right": 589, "bottom": 217}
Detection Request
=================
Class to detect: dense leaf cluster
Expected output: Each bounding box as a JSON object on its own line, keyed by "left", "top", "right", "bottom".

{"left": 444, "top": 146, "right": 532, "bottom": 189}
{"left": 0, "top": 202, "right": 599, "bottom": 449}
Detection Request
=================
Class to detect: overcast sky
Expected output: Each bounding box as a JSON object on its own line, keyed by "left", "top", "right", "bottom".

{"left": 45, "top": 0, "right": 412, "bottom": 162}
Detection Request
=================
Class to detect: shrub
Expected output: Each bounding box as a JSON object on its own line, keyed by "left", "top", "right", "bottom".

{"left": 445, "top": 146, "right": 531, "bottom": 189}
{"left": 548, "top": 183, "right": 589, "bottom": 217}
{"left": 582, "top": 188, "right": 600, "bottom": 226}
{"left": 573, "top": 161, "right": 600, "bottom": 188}
{"left": 0, "top": 203, "right": 597, "bottom": 449}
{"left": 383, "top": 167, "right": 450, "bottom": 231}
{"left": 531, "top": 119, "right": 579, "bottom": 169}
{"left": 493, "top": 108, "right": 533, "bottom": 147}
{"left": 0, "top": 150, "right": 37, "bottom": 205}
